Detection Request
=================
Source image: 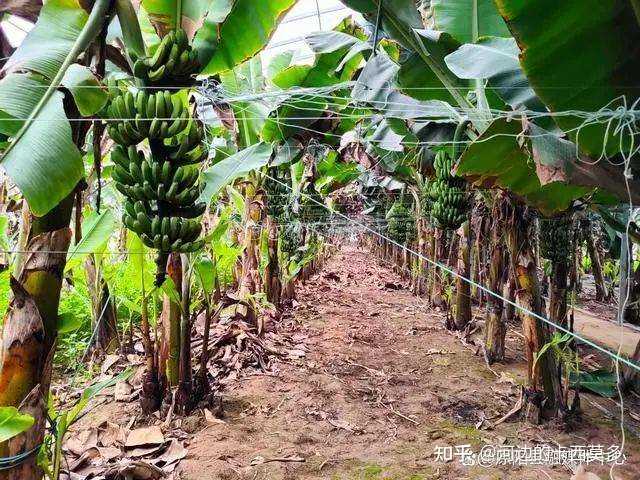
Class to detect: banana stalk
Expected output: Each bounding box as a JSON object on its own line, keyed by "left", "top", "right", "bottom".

{"left": 0, "top": 2, "right": 112, "bottom": 477}
{"left": 158, "top": 253, "right": 182, "bottom": 392}
{"left": 453, "top": 220, "right": 472, "bottom": 331}
{"left": 507, "top": 203, "right": 562, "bottom": 422}
{"left": 484, "top": 200, "right": 507, "bottom": 364}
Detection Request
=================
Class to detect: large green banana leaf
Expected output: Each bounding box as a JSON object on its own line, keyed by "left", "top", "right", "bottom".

{"left": 342, "top": 0, "right": 474, "bottom": 112}
{"left": 494, "top": 0, "right": 640, "bottom": 159}
{"left": 456, "top": 118, "right": 610, "bottom": 214}
{"left": 431, "top": 0, "right": 510, "bottom": 43}
{"left": 200, "top": 0, "right": 297, "bottom": 75}
{"left": 444, "top": 36, "right": 544, "bottom": 112}
{"left": 61, "top": 64, "right": 109, "bottom": 116}
{"left": 200, "top": 142, "right": 273, "bottom": 202}
{"left": 0, "top": 74, "right": 48, "bottom": 137}
{"left": 0, "top": 0, "right": 110, "bottom": 216}
{"left": 191, "top": 1, "right": 233, "bottom": 65}
{"left": 2, "top": 0, "right": 89, "bottom": 78}
{"left": 141, "top": 0, "right": 211, "bottom": 34}
{"left": 398, "top": 30, "right": 467, "bottom": 105}
{"left": 0, "top": 76, "right": 84, "bottom": 216}
{"left": 66, "top": 209, "right": 117, "bottom": 271}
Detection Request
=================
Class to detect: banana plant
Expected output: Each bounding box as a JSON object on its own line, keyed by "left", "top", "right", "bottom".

{"left": 494, "top": 0, "right": 640, "bottom": 162}
{"left": 0, "top": 0, "right": 300, "bottom": 472}
{"left": 345, "top": 0, "right": 640, "bottom": 207}
{"left": 0, "top": 2, "right": 112, "bottom": 478}
{"left": 104, "top": 0, "right": 301, "bottom": 413}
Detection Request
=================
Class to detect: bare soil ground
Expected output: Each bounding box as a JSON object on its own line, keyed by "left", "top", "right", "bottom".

{"left": 176, "top": 246, "right": 640, "bottom": 480}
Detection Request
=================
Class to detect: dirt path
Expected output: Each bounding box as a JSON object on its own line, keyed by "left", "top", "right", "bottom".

{"left": 181, "top": 246, "right": 640, "bottom": 480}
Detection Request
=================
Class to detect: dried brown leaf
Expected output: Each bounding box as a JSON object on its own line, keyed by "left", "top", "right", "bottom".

{"left": 69, "top": 447, "right": 101, "bottom": 472}
{"left": 104, "top": 460, "right": 165, "bottom": 479}
{"left": 101, "top": 354, "right": 120, "bottom": 374}
{"left": 114, "top": 381, "right": 134, "bottom": 402}
{"left": 155, "top": 439, "right": 187, "bottom": 465}
{"left": 98, "top": 445, "right": 122, "bottom": 462}
{"left": 65, "top": 428, "right": 99, "bottom": 456}
{"left": 125, "top": 426, "right": 164, "bottom": 448}
{"left": 100, "top": 422, "right": 128, "bottom": 447}
{"left": 128, "top": 443, "right": 166, "bottom": 458}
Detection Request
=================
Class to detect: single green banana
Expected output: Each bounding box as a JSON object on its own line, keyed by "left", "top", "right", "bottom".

{"left": 112, "top": 165, "right": 135, "bottom": 186}
{"left": 129, "top": 162, "right": 143, "bottom": 183}
{"left": 148, "top": 64, "right": 167, "bottom": 83}
{"left": 155, "top": 92, "right": 167, "bottom": 119}
{"left": 146, "top": 34, "right": 172, "bottom": 70}
{"left": 151, "top": 217, "right": 161, "bottom": 236}
{"left": 146, "top": 94, "right": 157, "bottom": 121}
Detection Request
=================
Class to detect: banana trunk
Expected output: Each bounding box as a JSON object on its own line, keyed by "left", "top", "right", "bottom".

{"left": 507, "top": 209, "right": 562, "bottom": 422}
{"left": 484, "top": 230, "right": 506, "bottom": 363}
{"left": 453, "top": 220, "right": 472, "bottom": 331}
{"left": 584, "top": 221, "right": 608, "bottom": 301}
{"left": 158, "top": 253, "right": 182, "bottom": 391}
{"left": 0, "top": 194, "right": 74, "bottom": 480}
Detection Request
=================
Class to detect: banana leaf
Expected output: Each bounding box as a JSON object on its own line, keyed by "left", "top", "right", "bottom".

{"left": 342, "top": 0, "right": 474, "bottom": 113}
{"left": 262, "top": 24, "right": 365, "bottom": 143}
{"left": 0, "top": 407, "right": 34, "bottom": 443}
{"left": 494, "top": 0, "right": 640, "bottom": 159}
{"left": 66, "top": 209, "right": 117, "bottom": 271}
{"left": 456, "top": 118, "right": 591, "bottom": 215}
{"left": 2, "top": 0, "right": 89, "bottom": 79}
{"left": 61, "top": 64, "right": 108, "bottom": 116}
{"left": 200, "top": 142, "right": 274, "bottom": 202}
{"left": 200, "top": 0, "right": 297, "bottom": 75}
{"left": 444, "top": 36, "right": 544, "bottom": 112}
{"left": 0, "top": 0, "right": 110, "bottom": 216}
{"left": 569, "top": 369, "right": 618, "bottom": 398}
{"left": 431, "top": 0, "right": 510, "bottom": 43}
{"left": 141, "top": 0, "right": 211, "bottom": 36}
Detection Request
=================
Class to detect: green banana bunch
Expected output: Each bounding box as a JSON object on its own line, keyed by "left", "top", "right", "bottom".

{"left": 123, "top": 200, "right": 204, "bottom": 253}
{"left": 107, "top": 28, "right": 208, "bottom": 284}
{"left": 264, "top": 168, "right": 291, "bottom": 220}
{"left": 111, "top": 144, "right": 205, "bottom": 253}
{"left": 386, "top": 200, "right": 416, "bottom": 245}
{"left": 111, "top": 145, "right": 203, "bottom": 208}
{"left": 280, "top": 221, "right": 304, "bottom": 255}
{"left": 132, "top": 29, "right": 200, "bottom": 86}
{"left": 540, "top": 215, "right": 573, "bottom": 263}
{"left": 430, "top": 151, "right": 469, "bottom": 230}
{"left": 106, "top": 89, "right": 190, "bottom": 145}
{"left": 420, "top": 180, "right": 433, "bottom": 220}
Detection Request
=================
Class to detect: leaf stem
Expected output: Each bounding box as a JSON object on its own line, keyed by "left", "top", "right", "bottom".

{"left": 176, "top": 0, "right": 182, "bottom": 31}
{"left": 115, "top": 0, "right": 146, "bottom": 58}
{"left": 374, "top": 0, "right": 489, "bottom": 132}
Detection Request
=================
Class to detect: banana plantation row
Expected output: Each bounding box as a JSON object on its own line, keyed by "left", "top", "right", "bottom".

{"left": 0, "top": 0, "right": 638, "bottom": 479}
